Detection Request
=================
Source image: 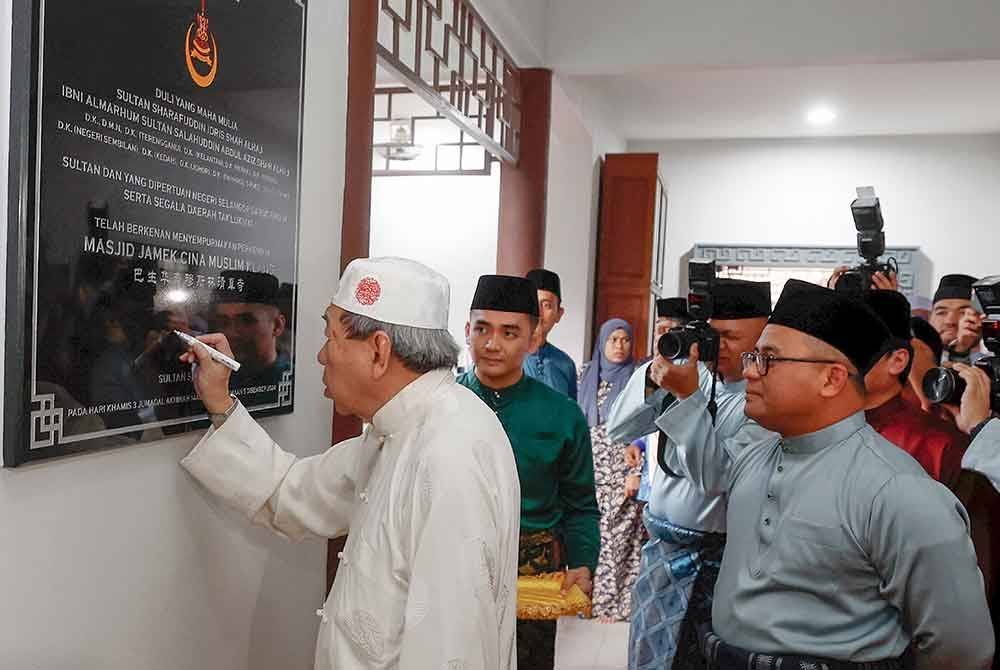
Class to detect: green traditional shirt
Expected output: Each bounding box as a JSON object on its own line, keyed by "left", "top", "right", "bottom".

{"left": 458, "top": 371, "right": 600, "bottom": 572}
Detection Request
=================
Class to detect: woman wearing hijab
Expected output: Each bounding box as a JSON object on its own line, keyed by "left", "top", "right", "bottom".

{"left": 578, "top": 318, "right": 644, "bottom": 622}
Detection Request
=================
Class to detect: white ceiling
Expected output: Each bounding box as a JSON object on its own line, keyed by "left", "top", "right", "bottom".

{"left": 544, "top": 0, "right": 1000, "bottom": 73}
{"left": 473, "top": 0, "right": 549, "bottom": 67}
{"left": 475, "top": 0, "right": 1000, "bottom": 139}
{"left": 571, "top": 60, "right": 1000, "bottom": 140}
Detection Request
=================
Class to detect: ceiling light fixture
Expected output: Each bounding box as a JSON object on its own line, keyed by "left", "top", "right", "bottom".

{"left": 806, "top": 105, "right": 837, "bottom": 126}
{"left": 374, "top": 118, "right": 422, "bottom": 161}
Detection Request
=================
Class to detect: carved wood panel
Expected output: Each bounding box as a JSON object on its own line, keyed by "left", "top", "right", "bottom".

{"left": 377, "top": 0, "right": 521, "bottom": 164}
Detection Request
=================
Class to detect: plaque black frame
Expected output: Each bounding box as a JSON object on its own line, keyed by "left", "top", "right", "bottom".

{"left": 5, "top": 0, "right": 308, "bottom": 466}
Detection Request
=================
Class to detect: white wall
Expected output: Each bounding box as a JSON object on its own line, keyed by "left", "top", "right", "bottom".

{"left": 543, "top": 76, "right": 626, "bottom": 364}
{"left": 555, "top": 75, "right": 627, "bottom": 163}
{"left": 0, "top": 3, "right": 346, "bottom": 668}
{"left": 629, "top": 134, "right": 1000, "bottom": 300}
{"left": 543, "top": 78, "right": 598, "bottom": 363}
{"left": 369, "top": 173, "right": 500, "bottom": 348}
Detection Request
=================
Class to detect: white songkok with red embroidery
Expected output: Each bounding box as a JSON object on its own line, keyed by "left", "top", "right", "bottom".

{"left": 331, "top": 256, "right": 450, "bottom": 330}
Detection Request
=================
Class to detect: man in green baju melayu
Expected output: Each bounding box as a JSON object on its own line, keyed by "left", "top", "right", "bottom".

{"left": 458, "top": 274, "right": 600, "bottom": 670}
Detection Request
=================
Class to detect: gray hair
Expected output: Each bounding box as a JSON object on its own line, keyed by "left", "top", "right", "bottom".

{"left": 339, "top": 312, "right": 459, "bottom": 373}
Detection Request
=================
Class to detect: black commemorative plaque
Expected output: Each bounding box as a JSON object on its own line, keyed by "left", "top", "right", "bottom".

{"left": 5, "top": 0, "right": 306, "bottom": 465}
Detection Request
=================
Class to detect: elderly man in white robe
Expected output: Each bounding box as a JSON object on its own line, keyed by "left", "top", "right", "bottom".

{"left": 177, "top": 257, "right": 521, "bottom": 670}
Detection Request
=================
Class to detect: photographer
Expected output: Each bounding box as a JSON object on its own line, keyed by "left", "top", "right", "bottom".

{"left": 623, "top": 297, "right": 690, "bottom": 507}
{"left": 931, "top": 274, "right": 984, "bottom": 363}
{"left": 827, "top": 187, "right": 899, "bottom": 296}
{"left": 925, "top": 275, "right": 1000, "bottom": 479}
{"left": 861, "top": 290, "right": 968, "bottom": 488}
{"left": 606, "top": 279, "right": 771, "bottom": 670}
{"left": 655, "top": 280, "right": 992, "bottom": 669}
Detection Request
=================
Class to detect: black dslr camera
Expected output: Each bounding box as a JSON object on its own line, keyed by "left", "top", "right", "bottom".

{"left": 657, "top": 259, "right": 721, "bottom": 362}
{"left": 923, "top": 276, "right": 1000, "bottom": 412}
{"left": 834, "top": 187, "right": 898, "bottom": 295}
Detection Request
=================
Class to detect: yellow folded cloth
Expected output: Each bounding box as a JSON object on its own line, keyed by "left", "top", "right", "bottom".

{"left": 516, "top": 572, "right": 593, "bottom": 620}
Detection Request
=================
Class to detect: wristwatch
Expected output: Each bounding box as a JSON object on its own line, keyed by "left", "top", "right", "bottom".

{"left": 209, "top": 394, "right": 239, "bottom": 428}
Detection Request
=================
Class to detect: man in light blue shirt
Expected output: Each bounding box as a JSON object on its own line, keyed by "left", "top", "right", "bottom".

{"left": 965, "top": 416, "right": 1000, "bottom": 491}
{"left": 625, "top": 297, "right": 690, "bottom": 505}
{"left": 608, "top": 280, "right": 772, "bottom": 670}
{"left": 655, "top": 280, "right": 992, "bottom": 669}
{"left": 523, "top": 269, "right": 578, "bottom": 400}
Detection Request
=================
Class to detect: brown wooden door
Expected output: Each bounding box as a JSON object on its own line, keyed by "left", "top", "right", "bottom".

{"left": 593, "top": 154, "right": 659, "bottom": 359}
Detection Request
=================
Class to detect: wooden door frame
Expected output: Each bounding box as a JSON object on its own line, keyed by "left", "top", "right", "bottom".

{"left": 327, "top": 0, "right": 377, "bottom": 593}
{"left": 497, "top": 68, "right": 552, "bottom": 276}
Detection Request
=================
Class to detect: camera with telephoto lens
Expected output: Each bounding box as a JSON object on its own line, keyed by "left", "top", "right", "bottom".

{"left": 657, "top": 259, "right": 721, "bottom": 362}
{"left": 834, "top": 187, "right": 898, "bottom": 295}
{"left": 922, "top": 276, "right": 1000, "bottom": 412}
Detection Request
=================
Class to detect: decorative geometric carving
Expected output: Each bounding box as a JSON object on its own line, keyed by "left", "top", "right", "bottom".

{"left": 377, "top": 0, "right": 521, "bottom": 164}
{"left": 381, "top": 0, "right": 413, "bottom": 31}
{"left": 693, "top": 244, "right": 926, "bottom": 298}
{"left": 372, "top": 88, "right": 492, "bottom": 176}
{"left": 279, "top": 369, "right": 294, "bottom": 407}
{"left": 30, "top": 393, "right": 64, "bottom": 450}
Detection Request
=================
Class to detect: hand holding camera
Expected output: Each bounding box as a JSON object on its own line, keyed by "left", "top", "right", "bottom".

{"left": 649, "top": 344, "right": 701, "bottom": 399}
{"left": 833, "top": 187, "right": 899, "bottom": 295}
{"left": 650, "top": 258, "right": 719, "bottom": 400}
{"left": 870, "top": 271, "right": 899, "bottom": 291}
{"left": 828, "top": 265, "right": 898, "bottom": 292}
{"left": 950, "top": 363, "right": 994, "bottom": 434}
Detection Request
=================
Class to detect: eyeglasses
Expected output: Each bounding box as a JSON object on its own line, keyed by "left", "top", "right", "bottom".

{"left": 740, "top": 351, "right": 848, "bottom": 377}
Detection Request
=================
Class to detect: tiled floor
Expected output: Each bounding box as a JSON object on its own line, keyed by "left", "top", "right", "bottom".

{"left": 554, "top": 617, "right": 629, "bottom": 670}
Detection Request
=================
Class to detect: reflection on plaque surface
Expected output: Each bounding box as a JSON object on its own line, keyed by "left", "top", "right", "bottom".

{"left": 5, "top": 0, "right": 306, "bottom": 465}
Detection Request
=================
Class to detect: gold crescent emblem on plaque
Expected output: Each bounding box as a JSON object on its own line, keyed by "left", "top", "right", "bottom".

{"left": 185, "top": 23, "right": 218, "bottom": 88}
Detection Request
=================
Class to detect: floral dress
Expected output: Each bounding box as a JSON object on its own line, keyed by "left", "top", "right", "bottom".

{"left": 580, "top": 365, "right": 646, "bottom": 621}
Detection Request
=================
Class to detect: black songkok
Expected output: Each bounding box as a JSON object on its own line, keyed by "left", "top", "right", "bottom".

{"left": 526, "top": 269, "right": 562, "bottom": 301}
{"left": 862, "top": 290, "right": 913, "bottom": 343}
{"left": 214, "top": 271, "right": 280, "bottom": 306}
{"left": 471, "top": 275, "right": 540, "bottom": 317}
{"left": 933, "top": 274, "right": 978, "bottom": 304}
{"left": 711, "top": 279, "right": 772, "bottom": 319}
{"left": 768, "top": 280, "right": 891, "bottom": 374}
{"left": 656, "top": 297, "right": 689, "bottom": 320}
